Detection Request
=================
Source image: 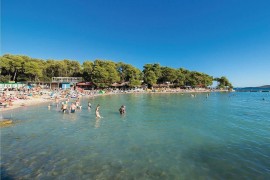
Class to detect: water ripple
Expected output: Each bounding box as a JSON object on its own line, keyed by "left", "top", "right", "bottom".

{"left": 1, "top": 92, "right": 270, "bottom": 179}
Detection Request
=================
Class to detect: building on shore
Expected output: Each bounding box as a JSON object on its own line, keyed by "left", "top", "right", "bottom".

{"left": 51, "top": 77, "right": 83, "bottom": 89}
{"left": 111, "top": 82, "right": 130, "bottom": 89}
{"left": 76, "top": 82, "right": 96, "bottom": 90}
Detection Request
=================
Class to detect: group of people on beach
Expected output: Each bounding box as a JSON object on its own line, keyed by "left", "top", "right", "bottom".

{"left": 0, "top": 90, "right": 28, "bottom": 108}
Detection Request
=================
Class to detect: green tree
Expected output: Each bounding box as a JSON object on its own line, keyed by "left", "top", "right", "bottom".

{"left": 129, "top": 77, "right": 142, "bottom": 87}
{"left": 82, "top": 61, "right": 94, "bottom": 81}
{"left": 174, "top": 68, "right": 186, "bottom": 87}
{"left": 143, "top": 63, "right": 162, "bottom": 87}
{"left": 91, "top": 60, "right": 120, "bottom": 87}
{"left": 117, "top": 62, "right": 142, "bottom": 85}
{"left": 0, "top": 56, "right": 10, "bottom": 78}
{"left": 1, "top": 54, "right": 231, "bottom": 90}
{"left": 215, "top": 76, "right": 233, "bottom": 89}
{"left": 69, "top": 60, "right": 82, "bottom": 76}
{"left": 92, "top": 65, "right": 109, "bottom": 87}
{"left": 159, "top": 67, "right": 177, "bottom": 84}
{"left": 45, "top": 60, "right": 60, "bottom": 78}
{"left": 24, "top": 60, "right": 43, "bottom": 81}
{"left": 143, "top": 64, "right": 162, "bottom": 78}
{"left": 106, "top": 61, "right": 120, "bottom": 84}
{"left": 0, "top": 54, "right": 26, "bottom": 81}
{"left": 144, "top": 70, "right": 157, "bottom": 88}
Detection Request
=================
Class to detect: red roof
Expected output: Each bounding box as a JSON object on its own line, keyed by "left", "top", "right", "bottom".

{"left": 76, "top": 82, "right": 94, "bottom": 86}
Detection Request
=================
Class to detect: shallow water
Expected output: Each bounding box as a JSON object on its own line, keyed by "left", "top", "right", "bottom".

{"left": 1, "top": 92, "right": 270, "bottom": 179}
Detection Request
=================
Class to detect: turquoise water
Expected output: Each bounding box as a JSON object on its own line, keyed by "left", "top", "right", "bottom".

{"left": 1, "top": 92, "right": 270, "bottom": 179}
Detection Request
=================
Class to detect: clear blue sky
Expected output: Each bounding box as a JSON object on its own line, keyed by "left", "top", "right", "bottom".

{"left": 1, "top": 0, "right": 270, "bottom": 87}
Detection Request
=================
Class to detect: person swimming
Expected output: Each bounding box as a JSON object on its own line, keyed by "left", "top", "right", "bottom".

{"left": 119, "top": 105, "right": 126, "bottom": 114}
{"left": 95, "top": 104, "right": 101, "bottom": 118}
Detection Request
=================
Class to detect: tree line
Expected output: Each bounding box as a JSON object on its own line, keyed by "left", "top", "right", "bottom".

{"left": 0, "top": 54, "right": 233, "bottom": 89}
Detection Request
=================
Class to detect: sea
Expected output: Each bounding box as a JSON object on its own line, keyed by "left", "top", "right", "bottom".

{"left": 1, "top": 92, "right": 270, "bottom": 179}
{"left": 234, "top": 87, "right": 270, "bottom": 92}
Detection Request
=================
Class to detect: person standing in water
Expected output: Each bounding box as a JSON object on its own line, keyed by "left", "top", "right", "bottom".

{"left": 95, "top": 104, "right": 101, "bottom": 118}
{"left": 70, "top": 103, "right": 76, "bottom": 113}
{"left": 55, "top": 97, "right": 59, "bottom": 107}
{"left": 88, "top": 101, "right": 92, "bottom": 110}
{"left": 61, "top": 102, "right": 68, "bottom": 113}
{"left": 119, "top": 105, "right": 126, "bottom": 114}
{"left": 75, "top": 100, "right": 82, "bottom": 109}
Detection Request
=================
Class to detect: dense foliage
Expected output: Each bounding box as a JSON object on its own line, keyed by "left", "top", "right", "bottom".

{"left": 0, "top": 54, "right": 232, "bottom": 88}
{"left": 214, "top": 77, "right": 233, "bottom": 89}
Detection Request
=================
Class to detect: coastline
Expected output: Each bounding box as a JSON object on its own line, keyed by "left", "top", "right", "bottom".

{"left": 0, "top": 97, "right": 54, "bottom": 113}
{"left": 0, "top": 89, "right": 230, "bottom": 113}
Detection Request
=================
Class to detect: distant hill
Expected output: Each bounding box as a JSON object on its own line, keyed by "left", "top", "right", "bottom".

{"left": 234, "top": 85, "right": 270, "bottom": 92}
{"left": 259, "top": 85, "right": 270, "bottom": 88}
{"left": 237, "top": 85, "right": 270, "bottom": 89}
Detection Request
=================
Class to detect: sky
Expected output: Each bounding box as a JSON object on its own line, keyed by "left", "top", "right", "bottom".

{"left": 1, "top": 0, "right": 270, "bottom": 87}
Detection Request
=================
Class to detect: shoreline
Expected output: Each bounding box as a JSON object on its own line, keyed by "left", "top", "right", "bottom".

{"left": 0, "top": 89, "right": 230, "bottom": 113}
{"left": 0, "top": 97, "right": 54, "bottom": 113}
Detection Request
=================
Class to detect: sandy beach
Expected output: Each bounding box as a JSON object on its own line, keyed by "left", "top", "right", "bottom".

{"left": 0, "top": 96, "right": 53, "bottom": 112}
{"left": 0, "top": 88, "right": 228, "bottom": 113}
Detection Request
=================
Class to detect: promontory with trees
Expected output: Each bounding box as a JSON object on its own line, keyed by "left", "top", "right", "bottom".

{"left": 0, "top": 54, "right": 233, "bottom": 89}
